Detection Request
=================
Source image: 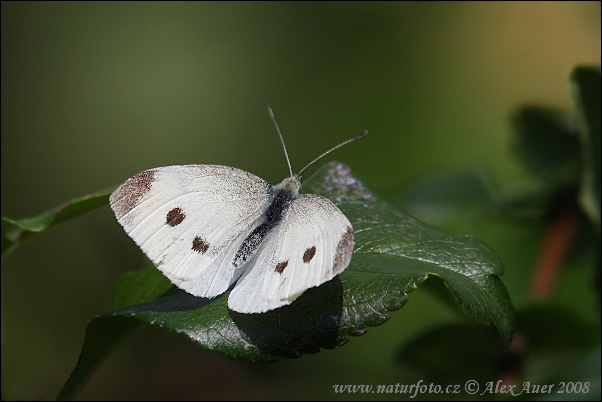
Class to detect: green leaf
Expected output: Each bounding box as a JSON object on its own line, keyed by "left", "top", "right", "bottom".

{"left": 516, "top": 305, "right": 600, "bottom": 355}
{"left": 397, "top": 305, "right": 600, "bottom": 386}
{"left": 307, "top": 164, "right": 515, "bottom": 344}
{"left": 55, "top": 316, "right": 139, "bottom": 401}
{"left": 392, "top": 169, "right": 495, "bottom": 231}
{"left": 397, "top": 322, "right": 508, "bottom": 386}
{"left": 510, "top": 105, "right": 581, "bottom": 185}
{"left": 1, "top": 188, "right": 113, "bottom": 259}
{"left": 105, "top": 264, "right": 175, "bottom": 312}
{"left": 391, "top": 167, "right": 564, "bottom": 228}
{"left": 59, "top": 162, "right": 514, "bottom": 399}
{"left": 571, "top": 65, "right": 601, "bottom": 232}
{"left": 56, "top": 267, "right": 173, "bottom": 401}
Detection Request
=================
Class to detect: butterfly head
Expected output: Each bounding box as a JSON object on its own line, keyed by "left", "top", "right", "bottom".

{"left": 275, "top": 175, "right": 301, "bottom": 196}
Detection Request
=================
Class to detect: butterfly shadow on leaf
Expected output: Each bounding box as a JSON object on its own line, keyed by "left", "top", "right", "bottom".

{"left": 230, "top": 277, "right": 344, "bottom": 359}
{"left": 104, "top": 277, "right": 344, "bottom": 360}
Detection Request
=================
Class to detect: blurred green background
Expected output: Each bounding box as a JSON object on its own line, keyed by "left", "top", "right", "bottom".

{"left": 1, "top": 2, "right": 600, "bottom": 400}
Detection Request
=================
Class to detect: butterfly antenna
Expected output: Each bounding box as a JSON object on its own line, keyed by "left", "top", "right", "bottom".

{"left": 268, "top": 106, "right": 294, "bottom": 178}
{"left": 297, "top": 130, "right": 368, "bottom": 176}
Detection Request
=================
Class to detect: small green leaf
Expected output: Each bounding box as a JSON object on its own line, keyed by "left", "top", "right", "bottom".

{"left": 571, "top": 65, "right": 601, "bottom": 232}
{"left": 397, "top": 322, "right": 508, "bottom": 385}
{"left": 516, "top": 305, "right": 600, "bottom": 354}
{"left": 397, "top": 305, "right": 600, "bottom": 386}
{"left": 105, "top": 265, "right": 175, "bottom": 311}
{"left": 55, "top": 316, "right": 139, "bottom": 401}
{"left": 59, "top": 162, "right": 515, "bottom": 399}
{"left": 57, "top": 267, "right": 173, "bottom": 401}
{"left": 510, "top": 105, "right": 581, "bottom": 185}
{"left": 1, "top": 188, "right": 113, "bottom": 259}
{"left": 393, "top": 169, "right": 495, "bottom": 230}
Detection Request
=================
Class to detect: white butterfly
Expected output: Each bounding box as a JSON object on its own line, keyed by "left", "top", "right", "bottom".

{"left": 109, "top": 107, "right": 366, "bottom": 314}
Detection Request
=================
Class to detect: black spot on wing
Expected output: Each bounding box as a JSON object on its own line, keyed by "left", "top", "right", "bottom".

{"left": 192, "top": 236, "right": 210, "bottom": 254}
{"left": 275, "top": 261, "right": 288, "bottom": 274}
{"left": 166, "top": 207, "right": 185, "bottom": 226}
{"left": 303, "top": 246, "right": 316, "bottom": 263}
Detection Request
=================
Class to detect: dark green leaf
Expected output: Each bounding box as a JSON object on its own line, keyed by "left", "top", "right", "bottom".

{"left": 60, "top": 162, "right": 514, "bottom": 399}
{"left": 393, "top": 169, "right": 495, "bottom": 231}
{"left": 55, "top": 316, "right": 139, "bottom": 401}
{"left": 516, "top": 305, "right": 600, "bottom": 355}
{"left": 397, "top": 305, "right": 600, "bottom": 387}
{"left": 391, "top": 167, "right": 564, "bottom": 227}
{"left": 305, "top": 163, "right": 515, "bottom": 344}
{"left": 397, "top": 322, "right": 509, "bottom": 386}
{"left": 56, "top": 268, "right": 173, "bottom": 401}
{"left": 105, "top": 265, "right": 175, "bottom": 311}
{"left": 511, "top": 105, "right": 581, "bottom": 185}
{"left": 1, "top": 188, "right": 113, "bottom": 259}
{"left": 571, "top": 65, "right": 601, "bottom": 231}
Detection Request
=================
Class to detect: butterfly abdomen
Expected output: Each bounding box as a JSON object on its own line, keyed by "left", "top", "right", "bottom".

{"left": 232, "top": 186, "right": 296, "bottom": 267}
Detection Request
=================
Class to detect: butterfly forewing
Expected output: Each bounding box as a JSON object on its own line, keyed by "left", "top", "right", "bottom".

{"left": 228, "top": 194, "right": 354, "bottom": 314}
{"left": 110, "top": 165, "right": 273, "bottom": 298}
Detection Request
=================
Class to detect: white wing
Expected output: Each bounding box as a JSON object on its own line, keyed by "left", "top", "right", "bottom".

{"left": 228, "top": 194, "right": 354, "bottom": 314}
{"left": 109, "top": 165, "right": 272, "bottom": 298}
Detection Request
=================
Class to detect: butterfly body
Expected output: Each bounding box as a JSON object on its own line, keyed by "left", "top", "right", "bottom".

{"left": 110, "top": 164, "right": 354, "bottom": 314}
{"left": 232, "top": 177, "right": 299, "bottom": 268}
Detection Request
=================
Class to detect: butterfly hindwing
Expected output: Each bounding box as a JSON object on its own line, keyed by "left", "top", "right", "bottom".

{"left": 109, "top": 164, "right": 273, "bottom": 298}
{"left": 228, "top": 193, "right": 354, "bottom": 314}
